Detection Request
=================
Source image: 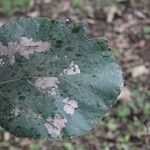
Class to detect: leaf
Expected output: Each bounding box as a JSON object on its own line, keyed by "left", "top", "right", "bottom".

{"left": 131, "top": 65, "right": 149, "bottom": 78}
{"left": 143, "top": 26, "right": 150, "bottom": 35}
{"left": 0, "top": 0, "right": 13, "bottom": 14}
{"left": 73, "top": 0, "right": 84, "bottom": 9}
{"left": 63, "top": 142, "right": 74, "bottom": 150}
{"left": 0, "top": 0, "right": 29, "bottom": 14}
{"left": 0, "top": 17, "right": 123, "bottom": 139}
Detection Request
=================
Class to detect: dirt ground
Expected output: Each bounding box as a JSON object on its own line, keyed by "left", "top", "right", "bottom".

{"left": 0, "top": 0, "right": 149, "bottom": 150}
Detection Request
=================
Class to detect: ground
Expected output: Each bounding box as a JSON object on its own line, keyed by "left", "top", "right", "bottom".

{"left": 0, "top": 0, "right": 149, "bottom": 150}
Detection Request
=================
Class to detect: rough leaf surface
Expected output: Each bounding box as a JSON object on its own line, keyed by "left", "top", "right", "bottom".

{"left": 0, "top": 17, "right": 123, "bottom": 139}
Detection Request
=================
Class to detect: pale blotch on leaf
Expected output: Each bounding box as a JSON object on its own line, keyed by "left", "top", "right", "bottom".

{"left": 35, "top": 77, "right": 60, "bottom": 89}
{"left": 62, "top": 61, "right": 81, "bottom": 75}
{"left": 11, "top": 107, "right": 21, "bottom": 117}
{"left": 11, "top": 108, "right": 42, "bottom": 119}
{"left": 46, "top": 116, "right": 53, "bottom": 122}
{"left": 0, "top": 37, "right": 51, "bottom": 65}
{"left": 44, "top": 114, "right": 67, "bottom": 137}
{"left": 49, "top": 88, "right": 57, "bottom": 96}
{"left": 63, "top": 97, "right": 78, "bottom": 115}
{"left": 44, "top": 123, "right": 53, "bottom": 136}
{"left": 0, "top": 58, "right": 4, "bottom": 67}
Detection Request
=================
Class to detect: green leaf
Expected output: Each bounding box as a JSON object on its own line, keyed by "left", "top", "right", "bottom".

{"left": 0, "top": 0, "right": 29, "bottom": 14}
{"left": 106, "top": 119, "right": 118, "bottom": 131}
{"left": 77, "top": 146, "right": 87, "bottom": 150}
{"left": 143, "top": 26, "right": 150, "bottom": 35}
{"left": 73, "top": 0, "right": 84, "bottom": 9}
{"left": 0, "top": 0, "right": 13, "bottom": 14}
{"left": 0, "top": 17, "right": 123, "bottom": 139}
{"left": 115, "top": 105, "right": 130, "bottom": 118}
{"left": 63, "top": 142, "right": 74, "bottom": 150}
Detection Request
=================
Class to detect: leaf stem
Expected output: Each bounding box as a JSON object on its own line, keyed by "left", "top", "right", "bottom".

{"left": 0, "top": 78, "right": 22, "bottom": 85}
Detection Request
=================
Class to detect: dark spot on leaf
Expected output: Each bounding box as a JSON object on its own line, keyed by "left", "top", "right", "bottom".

{"left": 11, "top": 72, "right": 16, "bottom": 77}
{"left": 7, "top": 89, "right": 11, "bottom": 92}
{"left": 49, "top": 71, "right": 53, "bottom": 75}
{"left": 51, "top": 99, "right": 55, "bottom": 102}
{"left": 14, "top": 126, "right": 22, "bottom": 133}
{"left": 55, "top": 40, "right": 63, "bottom": 48}
{"left": 16, "top": 58, "right": 23, "bottom": 67}
{"left": 17, "top": 91, "right": 21, "bottom": 95}
{"left": 75, "top": 53, "right": 82, "bottom": 57}
{"left": 72, "top": 25, "right": 81, "bottom": 33}
{"left": 28, "top": 128, "right": 41, "bottom": 139}
{"left": 65, "top": 47, "right": 72, "bottom": 51}
{"left": 8, "top": 118, "right": 13, "bottom": 122}
{"left": 97, "top": 41, "right": 101, "bottom": 45}
{"left": 48, "top": 134, "right": 52, "bottom": 138}
{"left": 60, "top": 94, "right": 63, "bottom": 97}
{"left": 36, "top": 67, "right": 44, "bottom": 72}
{"left": 108, "top": 47, "right": 111, "bottom": 51}
{"left": 63, "top": 89, "right": 69, "bottom": 95}
{"left": 93, "top": 75, "right": 97, "bottom": 77}
{"left": 37, "top": 74, "right": 41, "bottom": 77}
{"left": 51, "top": 19, "right": 56, "bottom": 24}
{"left": 19, "top": 96, "right": 26, "bottom": 100}
{"left": 62, "top": 128, "right": 70, "bottom": 139}
{"left": 68, "top": 94, "right": 72, "bottom": 97}
{"left": 28, "top": 89, "right": 31, "bottom": 92}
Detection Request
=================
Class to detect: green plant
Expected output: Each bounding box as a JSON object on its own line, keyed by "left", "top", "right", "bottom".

{"left": 0, "top": 17, "right": 123, "bottom": 139}
{"left": 73, "top": 0, "right": 84, "bottom": 10}
{"left": 143, "top": 26, "right": 150, "bottom": 35}
{"left": 115, "top": 105, "right": 131, "bottom": 118}
{"left": 0, "top": 0, "right": 29, "bottom": 14}
{"left": 63, "top": 142, "right": 74, "bottom": 150}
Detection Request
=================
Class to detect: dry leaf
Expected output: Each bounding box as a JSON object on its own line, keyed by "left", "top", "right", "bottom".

{"left": 117, "top": 87, "right": 131, "bottom": 102}
{"left": 107, "top": 5, "right": 117, "bottom": 23}
{"left": 132, "top": 65, "right": 149, "bottom": 78}
{"left": 28, "top": 11, "right": 40, "bottom": 17}
{"left": 4, "top": 132, "right": 10, "bottom": 141}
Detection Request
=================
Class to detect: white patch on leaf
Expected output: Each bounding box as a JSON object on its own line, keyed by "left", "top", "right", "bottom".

{"left": 50, "top": 88, "right": 57, "bottom": 96}
{"left": 11, "top": 108, "right": 42, "bottom": 119}
{"left": 53, "top": 114, "right": 67, "bottom": 130}
{"left": 11, "top": 107, "right": 21, "bottom": 117}
{"left": 0, "top": 58, "right": 4, "bottom": 67}
{"left": 63, "top": 97, "right": 78, "bottom": 115}
{"left": 62, "top": 61, "right": 81, "bottom": 75}
{"left": 44, "top": 123, "right": 53, "bottom": 134}
{"left": 0, "top": 37, "right": 51, "bottom": 65}
{"left": 35, "top": 77, "right": 60, "bottom": 89}
{"left": 46, "top": 116, "right": 53, "bottom": 122}
{"left": 131, "top": 65, "right": 149, "bottom": 78}
{"left": 44, "top": 114, "right": 67, "bottom": 137}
